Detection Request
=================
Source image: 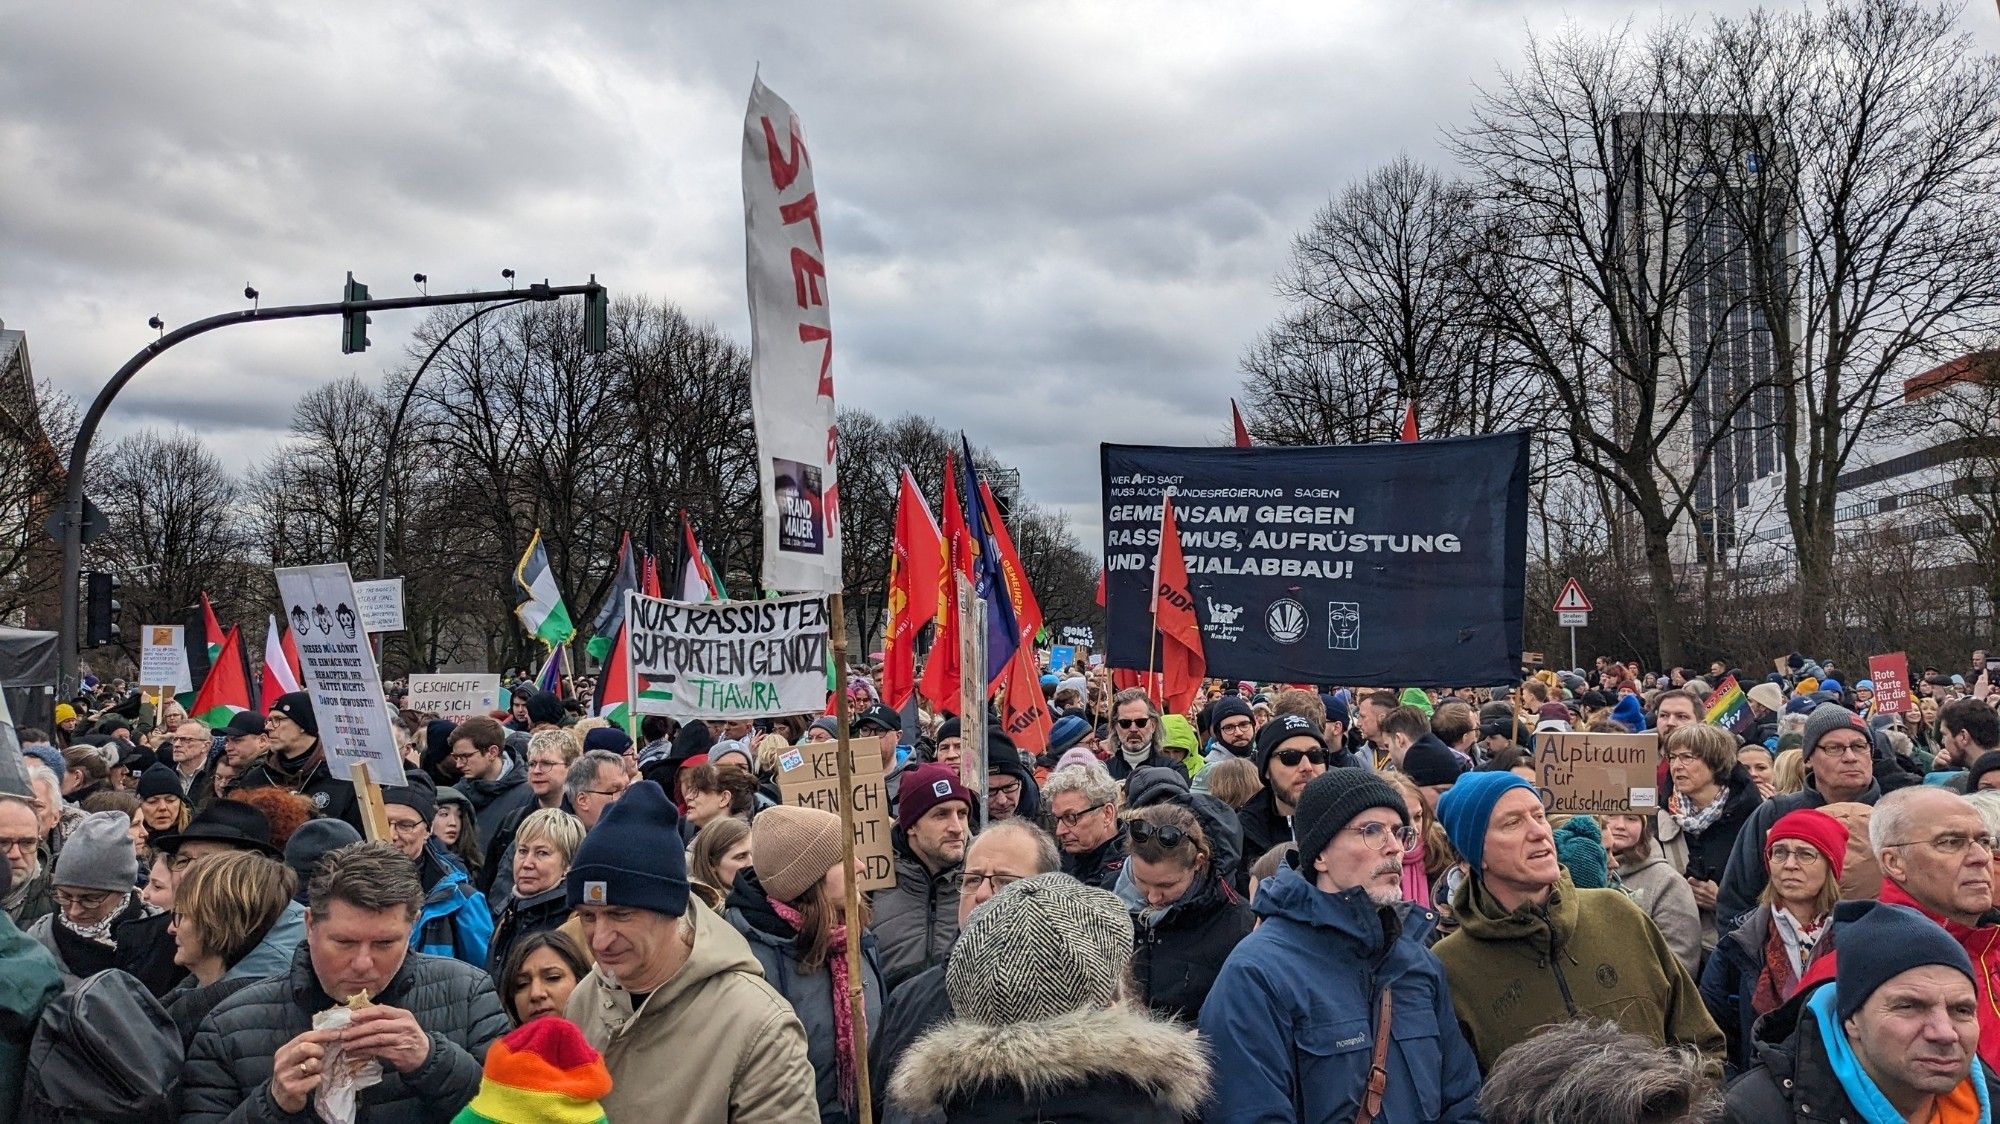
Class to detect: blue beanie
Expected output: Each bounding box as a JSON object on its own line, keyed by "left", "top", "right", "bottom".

{"left": 1321, "top": 693, "right": 1349, "bottom": 726}
{"left": 582, "top": 726, "right": 632, "bottom": 755}
{"left": 1047, "top": 714, "right": 1092, "bottom": 753}
{"left": 1438, "top": 771, "right": 1538, "bottom": 875}
{"left": 566, "top": 780, "right": 690, "bottom": 917}
{"left": 1554, "top": 814, "right": 1608, "bottom": 889}
{"left": 1610, "top": 693, "right": 1648, "bottom": 732}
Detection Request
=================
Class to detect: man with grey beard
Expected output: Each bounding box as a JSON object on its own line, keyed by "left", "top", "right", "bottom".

{"left": 1198, "top": 770, "right": 1482, "bottom": 1122}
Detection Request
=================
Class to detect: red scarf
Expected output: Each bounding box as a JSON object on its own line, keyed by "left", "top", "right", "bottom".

{"left": 771, "top": 898, "right": 856, "bottom": 1112}
{"left": 1751, "top": 911, "right": 1801, "bottom": 1016}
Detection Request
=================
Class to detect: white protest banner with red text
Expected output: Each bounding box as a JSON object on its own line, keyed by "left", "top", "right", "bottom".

{"left": 743, "top": 76, "right": 842, "bottom": 593}
{"left": 1868, "top": 652, "right": 1913, "bottom": 715}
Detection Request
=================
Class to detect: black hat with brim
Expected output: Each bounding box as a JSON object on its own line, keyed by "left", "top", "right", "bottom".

{"left": 152, "top": 798, "right": 281, "bottom": 859}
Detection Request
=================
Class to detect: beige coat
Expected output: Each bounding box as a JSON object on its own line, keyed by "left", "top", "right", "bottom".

{"left": 567, "top": 897, "right": 817, "bottom": 1123}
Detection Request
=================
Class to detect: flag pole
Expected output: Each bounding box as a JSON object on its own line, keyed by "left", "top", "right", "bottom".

{"left": 825, "top": 589, "right": 874, "bottom": 1124}
{"left": 1146, "top": 493, "right": 1169, "bottom": 707}
{"left": 622, "top": 596, "right": 639, "bottom": 743}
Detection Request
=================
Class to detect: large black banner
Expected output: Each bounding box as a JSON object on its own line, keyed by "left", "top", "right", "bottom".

{"left": 1101, "top": 433, "right": 1528, "bottom": 687}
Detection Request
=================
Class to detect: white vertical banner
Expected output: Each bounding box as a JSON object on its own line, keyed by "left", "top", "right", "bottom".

{"left": 743, "top": 75, "right": 842, "bottom": 593}
{"left": 273, "top": 563, "right": 401, "bottom": 786}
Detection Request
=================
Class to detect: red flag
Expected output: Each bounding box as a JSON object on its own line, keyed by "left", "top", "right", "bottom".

{"left": 640, "top": 550, "right": 663, "bottom": 599}
{"left": 998, "top": 646, "right": 1053, "bottom": 751}
{"left": 977, "top": 481, "right": 1043, "bottom": 645}
{"left": 1400, "top": 398, "right": 1419, "bottom": 442}
{"left": 279, "top": 621, "right": 302, "bottom": 682}
{"left": 200, "top": 592, "right": 226, "bottom": 663}
{"left": 884, "top": 468, "right": 942, "bottom": 710}
{"left": 1094, "top": 567, "right": 1106, "bottom": 608}
{"left": 917, "top": 453, "right": 972, "bottom": 712}
{"left": 1230, "top": 398, "right": 1253, "bottom": 448}
{"left": 1152, "top": 496, "right": 1206, "bottom": 715}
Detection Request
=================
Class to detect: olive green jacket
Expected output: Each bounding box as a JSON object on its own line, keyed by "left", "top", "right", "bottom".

{"left": 1433, "top": 870, "right": 1724, "bottom": 1075}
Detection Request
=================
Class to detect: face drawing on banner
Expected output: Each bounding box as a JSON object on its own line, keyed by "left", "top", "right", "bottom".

{"left": 1265, "top": 598, "right": 1308, "bottom": 645}
{"left": 335, "top": 602, "right": 357, "bottom": 639}
{"left": 312, "top": 602, "right": 334, "bottom": 634}
{"left": 772, "top": 458, "right": 826, "bottom": 556}
{"left": 1329, "top": 602, "right": 1361, "bottom": 650}
{"left": 289, "top": 604, "right": 310, "bottom": 636}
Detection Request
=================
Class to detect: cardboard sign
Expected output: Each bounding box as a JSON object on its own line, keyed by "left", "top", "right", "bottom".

{"left": 1868, "top": 652, "right": 1913, "bottom": 715}
{"left": 1534, "top": 731, "right": 1661, "bottom": 814}
{"left": 139, "top": 625, "right": 193, "bottom": 692}
{"left": 274, "top": 564, "right": 401, "bottom": 786}
{"left": 407, "top": 673, "right": 502, "bottom": 720}
{"left": 775, "top": 735, "right": 895, "bottom": 891}
{"left": 352, "top": 578, "right": 405, "bottom": 634}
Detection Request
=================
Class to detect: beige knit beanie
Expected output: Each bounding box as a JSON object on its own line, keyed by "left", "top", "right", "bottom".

{"left": 751, "top": 804, "right": 845, "bottom": 903}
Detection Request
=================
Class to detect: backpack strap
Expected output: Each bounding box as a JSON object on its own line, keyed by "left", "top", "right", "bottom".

{"left": 1355, "top": 985, "right": 1393, "bottom": 1124}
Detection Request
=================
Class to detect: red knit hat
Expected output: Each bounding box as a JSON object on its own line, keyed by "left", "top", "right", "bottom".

{"left": 897, "top": 762, "right": 971, "bottom": 833}
{"left": 1765, "top": 807, "right": 1849, "bottom": 881}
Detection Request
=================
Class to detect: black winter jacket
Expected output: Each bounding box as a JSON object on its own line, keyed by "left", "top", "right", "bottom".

{"left": 240, "top": 744, "right": 361, "bottom": 832}
{"left": 1724, "top": 981, "right": 2000, "bottom": 1122}
{"left": 872, "top": 959, "right": 953, "bottom": 1124}
{"left": 1062, "top": 831, "right": 1127, "bottom": 891}
{"left": 27, "top": 894, "right": 185, "bottom": 998}
{"left": 1236, "top": 787, "right": 1293, "bottom": 866}
{"left": 1127, "top": 868, "right": 1255, "bottom": 1022}
{"left": 870, "top": 830, "right": 961, "bottom": 992}
{"left": 484, "top": 883, "right": 570, "bottom": 982}
{"left": 164, "top": 974, "right": 260, "bottom": 1048}
{"left": 179, "top": 942, "right": 507, "bottom": 1123}
{"left": 1107, "top": 745, "right": 1176, "bottom": 781}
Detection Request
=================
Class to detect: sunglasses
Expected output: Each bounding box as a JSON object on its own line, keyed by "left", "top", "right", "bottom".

{"left": 1273, "top": 748, "right": 1331, "bottom": 767}
{"left": 1116, "top": 717, "right": 1152, "bottom": 729}
{"left": 1128, "top": 821, "right": 1191, "bottom": 848}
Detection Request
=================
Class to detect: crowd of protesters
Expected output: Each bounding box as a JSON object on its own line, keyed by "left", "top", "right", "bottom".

{"left": 5, "top": 649, "right": 2000, "bottom": 1120}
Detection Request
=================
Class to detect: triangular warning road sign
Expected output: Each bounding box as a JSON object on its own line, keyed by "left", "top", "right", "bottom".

{"left": 1553, "top": 577, "right": 1593, "bottom": 613}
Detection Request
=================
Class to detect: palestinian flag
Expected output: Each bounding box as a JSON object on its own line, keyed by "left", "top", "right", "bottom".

{"left": 514, "top": 531, "right": 576, "bottom": 646}
{"left": 200, "top": 593, "right": 226, "bottom": 663}
{"left": 679, "top": 510, "right": 728, "bottom": 601}
{"left": 192, "top": 625, "right": 251, "bottom": 729}
{"left": 593, "top": 621, "right": 637, "bottom": 736}
{"left": 585, "top": 532, "right": 638, "bottom": 664}
{"left": 451, "top": 1017, "right": 609, "bottom": 1124}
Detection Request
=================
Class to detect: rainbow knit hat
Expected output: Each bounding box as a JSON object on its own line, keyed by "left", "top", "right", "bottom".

{"left": 452, "top": 1017, "right": 612, "bottom": 1124}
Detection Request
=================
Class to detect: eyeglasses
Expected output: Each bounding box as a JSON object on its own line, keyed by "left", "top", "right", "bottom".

{"left": 1884, "top": 833, "right": 1996, "bottom": 855}
{"left": 1116, "top": 718, "right": 1152, "bottom": 730}
{"left": 1666, "top": 752, "right": 1703, "bottom": 764}
{"left": 55, "top": 889, "right": 116, "bottom": 912}
{"left": 582, "top": 788, "right": 626, "bottom": 799}
{"left": 987, "top": 780, "right": 1022, "bottom": 797}
{"left": 1219, "top": 719, "right": 1255, "bottom": 734}
{"left": 1817, "top": 741, "right": 1872, "bottom": 760}
{"left": 1768, "top": 845, "right": 1826, "bottom": 867}
{"left": 1128, "top": 821, "right": 1190, "bottom": 848}
{"left": 0, "top": 836, "right": 39, "bottom": 855}
{"left": 1273, "top": 749, "right": 1331, "bottom": 767}
{"left": 1054, "top": 801, "right": 1110, "bottom": 829}
{"left": 1343, "top": 822, "right": 1419, "bottom": 851}
{"left": 385, "top": 819, "right": 427, "bottom": 836}
{"left": 959, "top": 872, "right": 1026, "bottom": 896}
{"left": 527, "top": 759, "right": 564, "bottom": 772}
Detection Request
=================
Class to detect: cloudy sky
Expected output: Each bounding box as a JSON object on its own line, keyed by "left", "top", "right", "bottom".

{"left": 6, "top": 1, "right": 1995, "bottom": 549}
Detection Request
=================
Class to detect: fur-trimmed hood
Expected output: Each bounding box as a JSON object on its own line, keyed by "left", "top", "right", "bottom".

{"left": 888, "top": 1003, "right": 1210, "bottom": 1117}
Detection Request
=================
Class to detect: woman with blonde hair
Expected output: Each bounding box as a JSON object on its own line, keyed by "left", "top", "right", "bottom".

{"left": 485, "top": 807, "right": 583, "bottom": 981}
{"left": 162, "top": 850, "right": 297, "bottom": 1044}
{"left": 1770, "top": 747, "right": 1806, "bottom": 795}
{"left": 1199, "top": 756, "right": 1262, "bottom": 811}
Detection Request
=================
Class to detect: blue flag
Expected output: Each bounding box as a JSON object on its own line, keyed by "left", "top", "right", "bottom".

{"left": 962, "top": 435, "right": 1020, "bottom": 684}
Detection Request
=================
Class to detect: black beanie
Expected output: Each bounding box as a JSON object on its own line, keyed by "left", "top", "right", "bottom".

{"left": 1209, "top": 696, "right": 1254, "bottom": 731}
{"left": 935, "top": 717, "right": 962, "bottom": 744}
{"left": 1292, "top": 768, "right": 1409, "bottom": 865}
{"left": 1402, "top": 734, "right": 1465, "bottom": 789}
{"left": 382, "top": 770, "right": 437, "bottom": 823}
{"left": 1834, "top": 900, "right": 1975, "bottom": 1021}
{"left": 136, "top": 762, "right": 185, "bottom": 802}
{"left": 1967, "top": 751, "right": 2000, "bottom": 794}
{"left": 1254, "top": 713, "right": 1326, "bottom": 778}
{"left": 270, "top": 692, "right": 318, "bottom": 738}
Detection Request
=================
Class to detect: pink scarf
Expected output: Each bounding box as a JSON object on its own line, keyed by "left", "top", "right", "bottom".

{"left": 1401, "top": 836, "right": 1433, "bottom": 908}
{"left": 771, "top": 899, "right": 856, "bottom": 1112}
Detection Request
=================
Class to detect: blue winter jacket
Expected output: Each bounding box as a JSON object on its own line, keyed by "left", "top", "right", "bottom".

{"left": 412, "top": 846, "right": 494, "bottom": 967}
{"left": 1198, "top": 864, "right": 1482, "bottom": 1124}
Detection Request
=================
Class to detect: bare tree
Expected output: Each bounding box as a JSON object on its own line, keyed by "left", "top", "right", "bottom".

{"left": 1702, "top": 0, "right": 2000, "bottom": 649}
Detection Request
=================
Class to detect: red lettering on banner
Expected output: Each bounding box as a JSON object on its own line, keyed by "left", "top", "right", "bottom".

{"left": 761, "top": 115, "right": 809, "bottom": 191}
{"left": 780, "top": 192, "right": 823, "bottom": 251}
{"left": 790, "top": 248, "right": 827, "bottom": 309}
{"left": 800, "top": 324, "right": 834, "bottom": 398}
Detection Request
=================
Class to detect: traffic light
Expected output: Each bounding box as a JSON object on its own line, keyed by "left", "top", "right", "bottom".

{"left": 84, "top": 571, "right": 121, "bottom": 648}
{"left": 342, "top": 272, "right": 370, "bottom": 354}
{"left": 583, "top": 276, "right": 608, "bottom": 354}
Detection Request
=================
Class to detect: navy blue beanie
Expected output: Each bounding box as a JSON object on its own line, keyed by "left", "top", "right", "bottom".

{"left": 1321, "top": 693, "right": 1349, "bottom": 726}
{"left": 1208, "top": 696, "right": 1254, "bottom": 732}
{"left": 566, "top": 780, "right": 690, "bottom": 917}
{"left": 582, "top": 726, "right": 633, "bottom": 755}
{"left": 1438, "top": 771, "right": 1538, "bottom": 876}
{"left": 1047, "top": 714, "right": 1092, "bottom": 753}
{"left": 1834, "top": 901, "right": 1975, "bottom": 1021}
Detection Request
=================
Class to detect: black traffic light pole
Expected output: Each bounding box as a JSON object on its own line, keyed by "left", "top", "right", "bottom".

{"left": 57, "top": 277, "right": 607, "bottom": 691}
